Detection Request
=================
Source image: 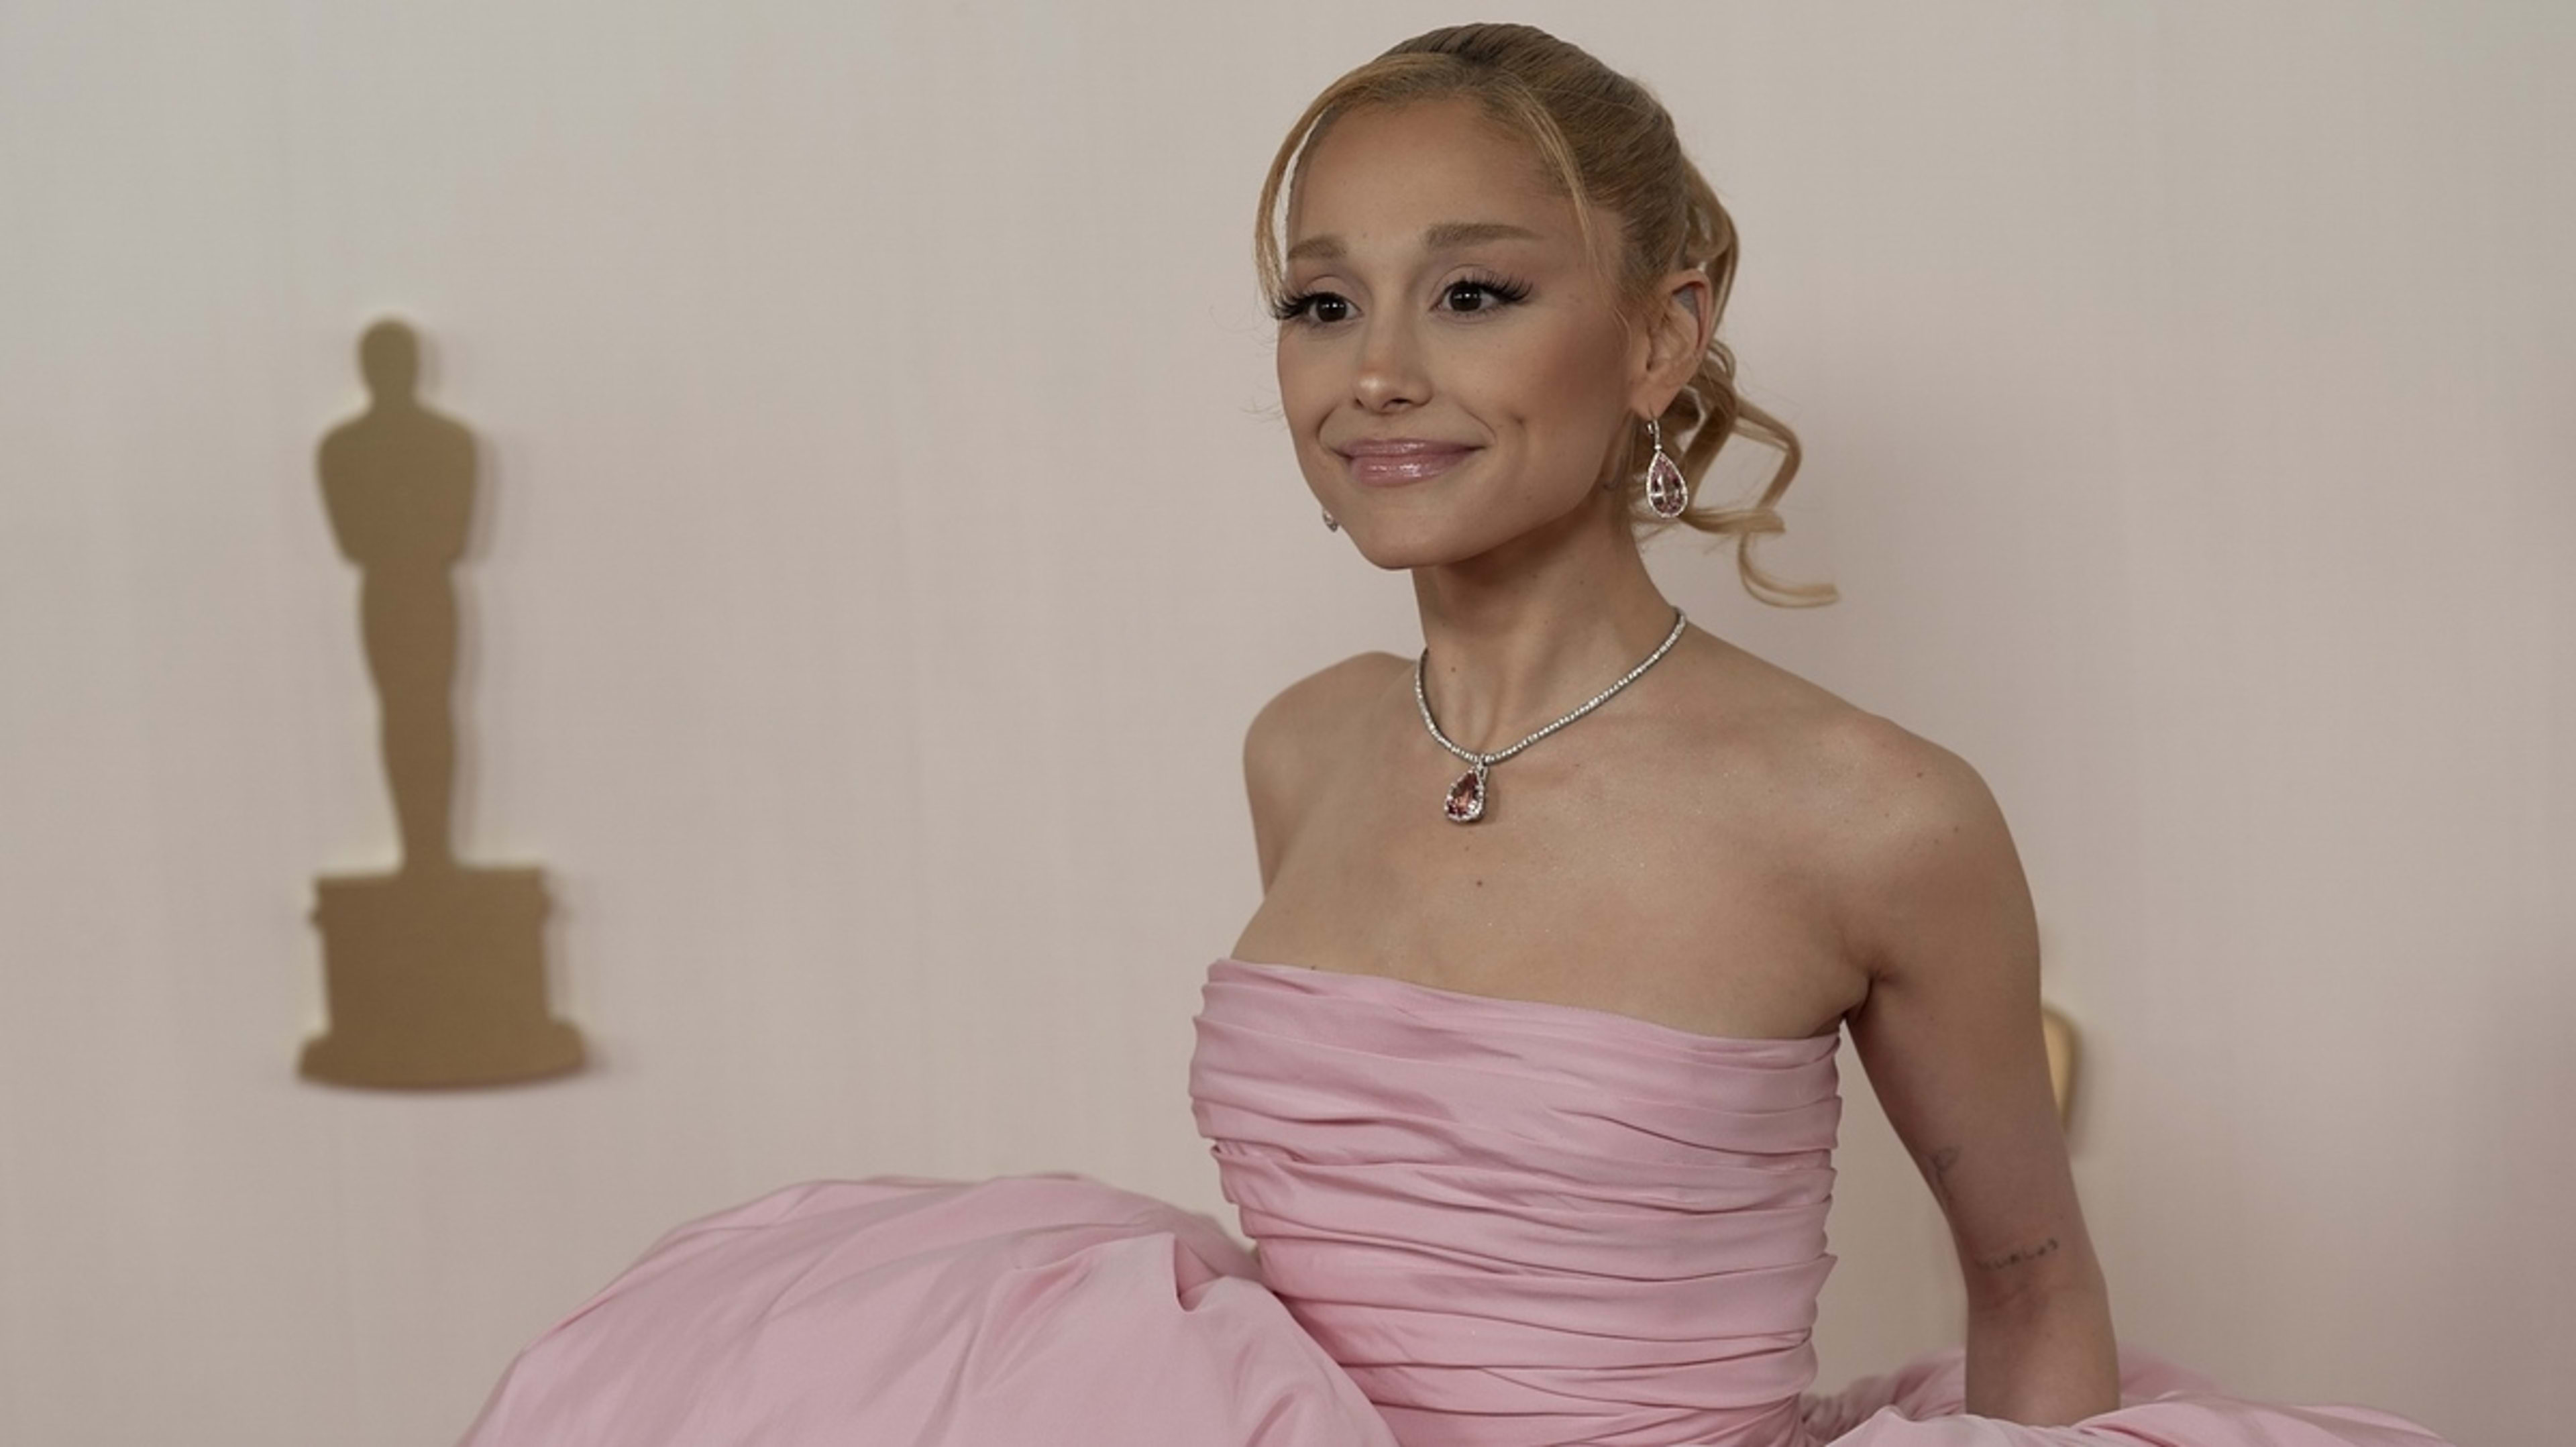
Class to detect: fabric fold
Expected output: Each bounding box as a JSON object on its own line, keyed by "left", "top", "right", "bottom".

{"left": 453, "top": 955, "right": 2460, "bottom": 1447}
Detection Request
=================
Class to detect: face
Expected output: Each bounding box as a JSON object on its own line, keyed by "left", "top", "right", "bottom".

{"left": 1274, "top": 98, "right": 1670, "bottom": 570}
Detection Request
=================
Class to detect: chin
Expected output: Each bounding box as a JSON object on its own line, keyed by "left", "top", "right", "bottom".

{"left": 1339, "top": 517, "right": 1511, "bottom": 572}
{"left": 1339, "top": 488, "right": 1597, "bottom": 570}
{"left": 1344, "top": 537, "right": 1442, "bottom": 572}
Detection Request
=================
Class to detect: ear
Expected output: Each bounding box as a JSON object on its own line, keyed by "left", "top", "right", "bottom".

{"left": 1627, "top": 268, "right": 1715, "bottom": 419}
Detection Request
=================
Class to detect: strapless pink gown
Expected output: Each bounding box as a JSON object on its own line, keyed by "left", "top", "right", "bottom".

{"left": 458, "top": 957, "right": 2458, "bottom": 1446}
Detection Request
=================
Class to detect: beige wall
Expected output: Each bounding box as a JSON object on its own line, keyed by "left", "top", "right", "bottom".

{"left": 1, "top": 3, "right": 2565, "bottom": 1444}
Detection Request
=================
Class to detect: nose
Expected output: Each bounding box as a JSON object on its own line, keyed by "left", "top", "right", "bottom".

{"left": 1350, "top": 313, "right": 1429, "bottom": 413}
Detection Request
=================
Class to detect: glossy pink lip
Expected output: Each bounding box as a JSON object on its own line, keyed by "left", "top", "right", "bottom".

{"left": 1337, "top": 438, "right": 1477, "bottom": 487}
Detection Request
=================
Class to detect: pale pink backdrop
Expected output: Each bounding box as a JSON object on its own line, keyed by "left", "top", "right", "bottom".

{"left": 0, "top": 3, "right": 2565, "bottom": 1445}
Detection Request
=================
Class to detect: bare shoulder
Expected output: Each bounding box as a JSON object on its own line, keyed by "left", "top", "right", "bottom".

{"left": 1666, "top": 637, "right": 2021, "bottom": 975}
{"left": 1245, "top": 649, "right": 1409, "bottom": 771}
{"left": 1658, "top": 637, "right": 1950, "bottom": 808}
{"left": 1242, "top": 650, "right": 1411, "bottom": 884}
{"left": 1806, "top": 707, "right": 1999, "bottom": 838}
{"left": 1801, "top": 707, "right": 2029, "bottom": 985}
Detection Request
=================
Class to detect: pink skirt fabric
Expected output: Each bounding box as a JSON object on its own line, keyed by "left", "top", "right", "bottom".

{"left": 462, "top": 959, "right": 2457, "bottom": 1446}
{"left": 460, "top": 1175, "right": 1398, "bottom": 1445}
{"left": 457, "top": 1173, "right": 2451, "bottom": 1447}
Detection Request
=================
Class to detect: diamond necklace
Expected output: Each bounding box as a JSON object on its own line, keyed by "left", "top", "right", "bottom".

{"left": 1413, "top": 606, "right": 1688, "bottom": 824}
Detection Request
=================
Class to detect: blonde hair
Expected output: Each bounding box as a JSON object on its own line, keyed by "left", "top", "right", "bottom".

{"left": 1254, "top": 23, "right": 1837, "bottom": 608}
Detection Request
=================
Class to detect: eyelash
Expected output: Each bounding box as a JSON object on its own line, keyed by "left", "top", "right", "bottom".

{"left": 1270, "top": 272, "right": 1533, "bottom": 327}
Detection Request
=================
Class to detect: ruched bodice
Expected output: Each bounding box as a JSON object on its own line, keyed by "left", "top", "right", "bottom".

{"left": 1191, "top": 956, "right": 1848, "bottom": 1447}
{"left": 457, "top": 953, "right": 2463, "bottom": 1447}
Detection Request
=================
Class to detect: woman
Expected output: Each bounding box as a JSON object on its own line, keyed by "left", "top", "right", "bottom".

{"left": 460, "top": 23, "right": 2457, "bottom": 1447}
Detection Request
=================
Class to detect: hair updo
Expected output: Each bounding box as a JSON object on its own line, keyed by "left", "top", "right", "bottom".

{"left": 1254, "top": 22, "right": 1837, "bottom": 608}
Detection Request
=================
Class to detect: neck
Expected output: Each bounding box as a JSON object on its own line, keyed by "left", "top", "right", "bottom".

{"left": 1408, "top": 490, "right": 1682, "bottom": 752}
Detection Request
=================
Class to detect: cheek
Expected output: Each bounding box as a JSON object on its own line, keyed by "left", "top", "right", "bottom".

{"left": 1525, "top": 316, "right": 1625, "bottom": 409}
{"left": 1465, "top": 321, "right": 1622, "bottom": 459}
{"left": 1275, "top": 345, "right": 1333, "bottom": 431}
{"left": 1273, "top": 350, "right": 1340, "bottom": 490}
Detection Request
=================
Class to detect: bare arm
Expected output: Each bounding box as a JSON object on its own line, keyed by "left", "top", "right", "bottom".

{"left": 1827, "top": 716, "right": 2118, "bottom": 1423}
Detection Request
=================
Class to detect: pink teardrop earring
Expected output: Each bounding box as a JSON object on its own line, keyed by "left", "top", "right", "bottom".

{"left": 1643, "top": 415, "right": 1689, "bottom": 519}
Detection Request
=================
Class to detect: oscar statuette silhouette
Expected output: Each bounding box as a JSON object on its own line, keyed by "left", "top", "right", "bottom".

{"left": 299, "top": 317, "right": 584, "bottom": 1087}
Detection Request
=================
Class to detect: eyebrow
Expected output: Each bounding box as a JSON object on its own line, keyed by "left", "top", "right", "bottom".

{"left": 1284, "top": 220, "right": 1544, "bottom": 264}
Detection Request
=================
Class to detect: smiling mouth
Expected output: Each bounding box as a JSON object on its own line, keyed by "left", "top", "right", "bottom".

{"left": 1342, "top": 447, "right": 1476, "bottom": 486}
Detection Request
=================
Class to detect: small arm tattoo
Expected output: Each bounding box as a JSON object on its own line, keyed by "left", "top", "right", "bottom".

{"left": 1971, "top": 1236, "right": 2061, "bottom": 1273}
{"left": 1920, "top": 1144, "right": 2065, "bottom": 1275}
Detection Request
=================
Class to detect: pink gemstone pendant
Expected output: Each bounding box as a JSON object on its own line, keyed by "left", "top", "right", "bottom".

{"left": 1443, "top": 764, "right": 1487, "bottom": 823}
{"left": 1645, "top": 446, "right": 1689, "bottom": 519}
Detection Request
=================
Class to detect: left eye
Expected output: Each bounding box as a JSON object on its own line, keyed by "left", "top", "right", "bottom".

{"left": 1443, "top": 277, "right": 1528, "bottom": 314}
